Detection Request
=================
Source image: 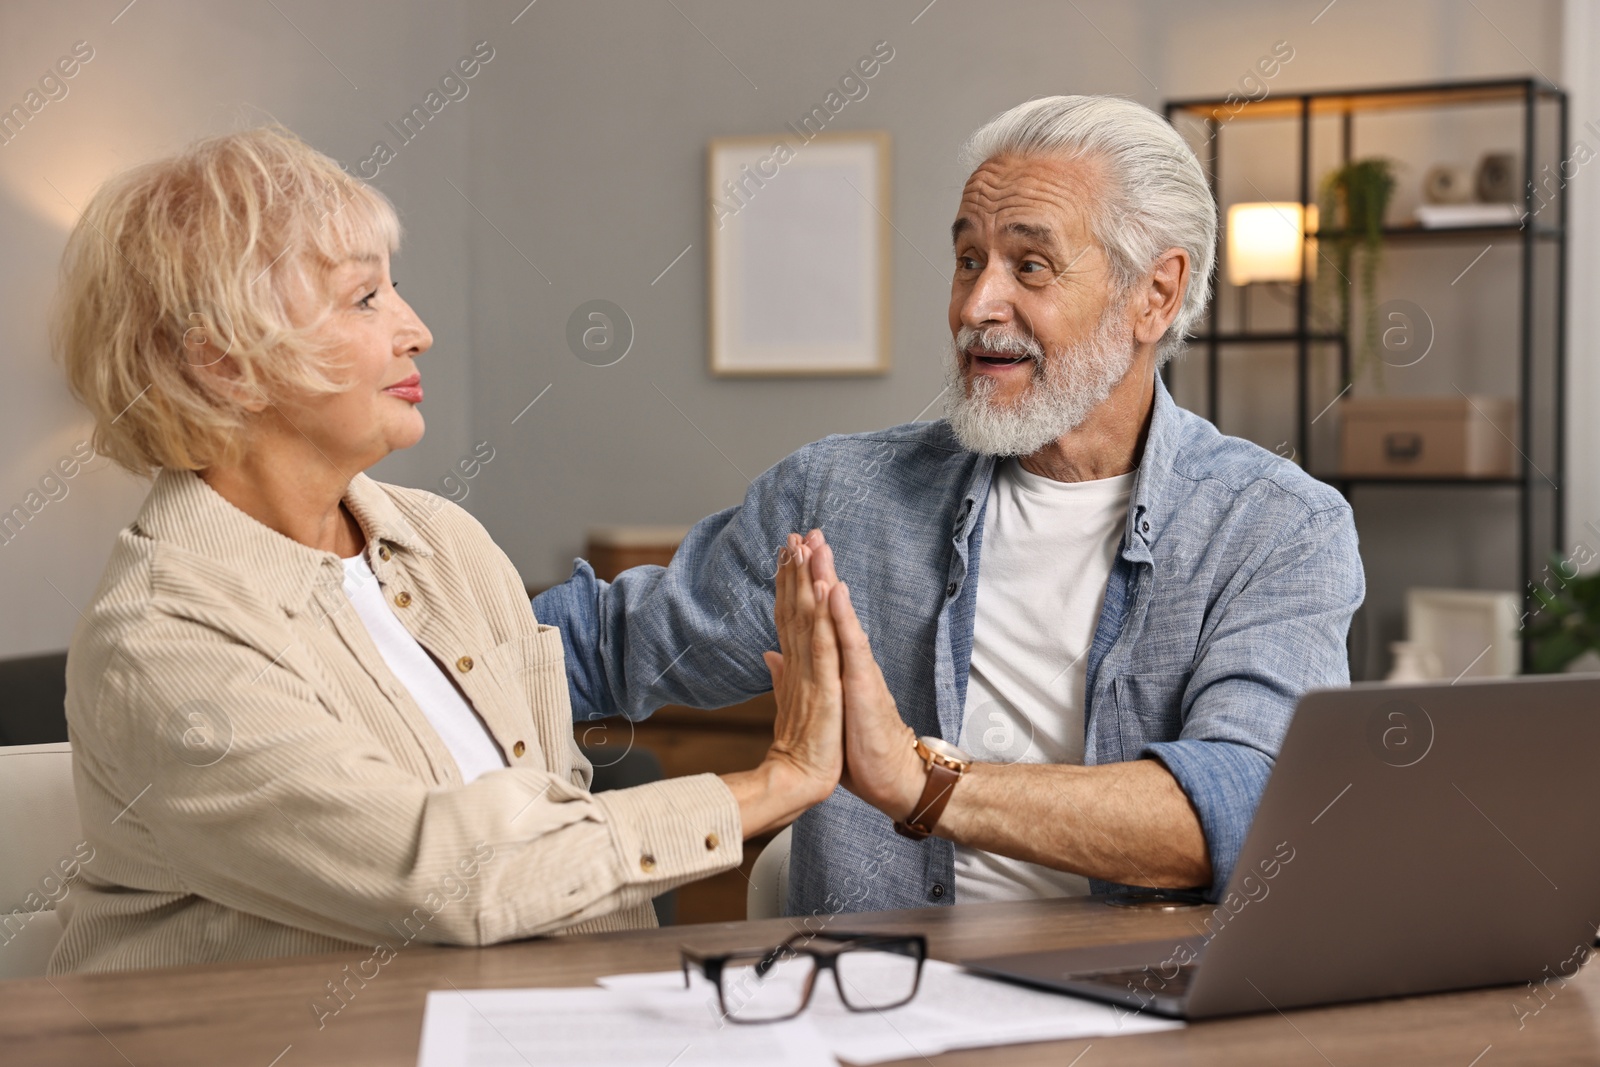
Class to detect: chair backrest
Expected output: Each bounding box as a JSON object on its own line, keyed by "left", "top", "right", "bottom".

{"left": 0, "top": 742, "right": 82, "bottom": 979}
{"left": 0, "top": 651, "right": 69, "bottom": 745}
{"left": 745, "top": 825, "right": 792, "bottom": 921}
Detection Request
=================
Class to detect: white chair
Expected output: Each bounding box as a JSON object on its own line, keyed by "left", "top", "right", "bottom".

{"left": 0, "top": 742, "right": 81, "bottom": 979}
{"left": 745, "top": 825, "right": 792, "bottom": 921}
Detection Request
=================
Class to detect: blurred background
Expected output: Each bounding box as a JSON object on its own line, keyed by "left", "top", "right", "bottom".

{"left": 2, "top": 1, "right": 1596, "bottom": 800}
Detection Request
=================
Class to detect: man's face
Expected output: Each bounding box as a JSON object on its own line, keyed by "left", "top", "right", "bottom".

{"left": 945, "top": 153, "right": 1137, "bottom": 456}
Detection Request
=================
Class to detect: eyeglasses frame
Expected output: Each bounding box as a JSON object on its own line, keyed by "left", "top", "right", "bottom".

{"left": 680, "top": 930, "right": 929, "bottom": 1024}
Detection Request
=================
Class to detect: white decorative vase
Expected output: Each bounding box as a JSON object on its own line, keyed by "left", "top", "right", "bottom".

{"left": 1387, "top": 641, "right": 1442, "bottom": 683}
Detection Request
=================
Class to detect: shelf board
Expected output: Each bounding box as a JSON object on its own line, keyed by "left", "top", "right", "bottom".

{"left": 1313, "top": 223, "right": 1560, "bottom": 242}
{"left": 1202, "top": 332, "right": 1343, "bottom": 345}
{"left": 1317, "top": 474, "right": 1527, "bottom": 488}
{"left": 1168, "top": 76, "right": 1560, "bottom": 123}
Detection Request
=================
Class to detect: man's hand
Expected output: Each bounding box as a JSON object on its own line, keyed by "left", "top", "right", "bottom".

{"left": 803, "top": 532, "right": 925, "bottom": 822}
{"left": 798, "top": 531, "right": 1209, "bottom": 887}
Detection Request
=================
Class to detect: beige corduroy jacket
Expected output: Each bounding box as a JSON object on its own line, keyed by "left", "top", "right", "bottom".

{"left": 52, "top": 468, "right": 742, "bottom": 974}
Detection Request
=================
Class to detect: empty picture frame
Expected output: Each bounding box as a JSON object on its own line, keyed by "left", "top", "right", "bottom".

{"left": 1405, "top": 587, "right": 1522, "bottom": 680}
{"left": 707, "top": 131, "right": 891, "bottom": 376}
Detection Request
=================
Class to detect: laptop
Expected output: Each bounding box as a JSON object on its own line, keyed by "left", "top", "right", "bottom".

{"left": 962, "top": 675, "right": 1600, "bottom": 1019}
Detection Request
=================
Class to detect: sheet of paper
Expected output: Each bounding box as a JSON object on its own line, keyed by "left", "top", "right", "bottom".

{"left": 416, "top": 986, "right": 836, "bottom": 1067}
{"left": 599, "top": 958, "right": 1182, "bottom": 1065}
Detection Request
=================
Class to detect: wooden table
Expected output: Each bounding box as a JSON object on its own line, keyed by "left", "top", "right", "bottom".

{"left": 5, "top": 897, "right": 1597, "bottom": 1065}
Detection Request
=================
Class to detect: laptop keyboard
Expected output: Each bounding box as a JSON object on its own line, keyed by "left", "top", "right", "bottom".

{"left": 1067, "top": 962, "right": 1198, "bottom": 1000}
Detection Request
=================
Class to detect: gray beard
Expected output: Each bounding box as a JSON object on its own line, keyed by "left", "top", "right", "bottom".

{"left": 943, "top": 304, "right": 1136, "bottom": 457}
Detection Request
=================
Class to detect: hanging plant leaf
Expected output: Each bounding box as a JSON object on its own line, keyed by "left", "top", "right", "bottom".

{"left": 1316, "top": 158, "right": 1397, "bottom": 391}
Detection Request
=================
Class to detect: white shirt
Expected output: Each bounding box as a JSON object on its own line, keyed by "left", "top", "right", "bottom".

{"left": 341, "top": 553, "right": 508, "bottom": 783}
{"left": 953, "top": 459, "right": 1134, "bottom": 903}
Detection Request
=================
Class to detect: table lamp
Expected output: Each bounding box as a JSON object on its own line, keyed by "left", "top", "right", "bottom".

{"left": 1226, "top": 201, "right": 1316, "bottom": 330}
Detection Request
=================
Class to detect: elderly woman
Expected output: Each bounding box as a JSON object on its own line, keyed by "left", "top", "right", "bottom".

{"left": 51, "top": 125, "right": 842, "bottom": 974}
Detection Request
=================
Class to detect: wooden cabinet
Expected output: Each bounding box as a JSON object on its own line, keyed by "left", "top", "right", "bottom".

{"left": 571, "top": 527, "right": 779, "bottom": 924}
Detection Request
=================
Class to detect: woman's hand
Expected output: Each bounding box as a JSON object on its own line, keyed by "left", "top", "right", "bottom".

{"left": 719, "top": 533, "right": 845, "bottom": 838}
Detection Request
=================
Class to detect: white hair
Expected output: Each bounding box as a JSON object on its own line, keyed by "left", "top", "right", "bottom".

{"left": 959, "top": 95, "right": 1216, "bottom": 365}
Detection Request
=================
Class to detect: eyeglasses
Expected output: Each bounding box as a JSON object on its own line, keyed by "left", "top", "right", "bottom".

{"left": 680, "top": 931, "right": 928, "bottom": 1023}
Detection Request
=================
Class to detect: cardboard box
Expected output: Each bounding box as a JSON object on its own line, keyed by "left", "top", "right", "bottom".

{"left": 1338, "top": 395, "right": 1517, "bottom": 478}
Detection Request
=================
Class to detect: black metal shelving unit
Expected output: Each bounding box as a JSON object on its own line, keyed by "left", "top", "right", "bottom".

{"left": 1163, "top": 77, "right": 1568, "bottom": 673}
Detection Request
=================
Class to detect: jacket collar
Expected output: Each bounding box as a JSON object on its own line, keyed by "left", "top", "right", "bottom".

{"left": 135, "top": 468, "right": 432, "bottom": 616}
{"left": 1121, "top": 372, "right": 1182, "bottom": 564}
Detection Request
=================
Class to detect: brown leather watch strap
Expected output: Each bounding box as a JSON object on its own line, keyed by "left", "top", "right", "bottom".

{"left": 893, "top": 760, "right": 962, "bottom": 840}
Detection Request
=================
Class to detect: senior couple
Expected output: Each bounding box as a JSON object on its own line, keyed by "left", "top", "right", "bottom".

{"left": 52, "top": 94, "right": 1362, "bottom": 974}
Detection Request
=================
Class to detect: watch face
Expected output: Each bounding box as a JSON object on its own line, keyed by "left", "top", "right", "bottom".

{"left": 921, "top": 735, "right": 973, "bottom": 764}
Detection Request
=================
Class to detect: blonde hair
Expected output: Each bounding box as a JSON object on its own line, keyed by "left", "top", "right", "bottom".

{"left": 55, "top": 124, "right": 402, "bottom": 475}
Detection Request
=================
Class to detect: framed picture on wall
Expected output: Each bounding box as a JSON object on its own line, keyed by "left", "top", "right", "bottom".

{"left": 707, "top": 130, "right": 891, "bottom": 377}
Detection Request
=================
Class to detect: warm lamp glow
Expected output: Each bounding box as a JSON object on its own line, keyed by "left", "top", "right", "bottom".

{"left": 1227, "top": 202, "right": 1316, "bottom": 285}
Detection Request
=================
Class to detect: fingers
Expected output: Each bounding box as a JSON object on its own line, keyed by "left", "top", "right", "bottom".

{"left": 828, "top": 582, "right": 880, "bottom": 689}
{"left": 808, "top": 579, "right": 843, "bottom": 706}
{"left": 788, "top": 542, "right": 815, "bottom": 671}
{"left": 766, "top": 541, "right": 848, "bottom": 796}
{"left": 805, "top": 529, "right": 841, "bottom": 588}
{"left": 773, "top": 533, "right": 801, "bottom": 660}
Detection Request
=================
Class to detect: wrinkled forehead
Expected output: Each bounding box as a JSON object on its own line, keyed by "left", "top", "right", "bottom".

{"left": 951, "top": 153, "right": 1103, "bottom": 251}
{"left": 313, "top": 247, "right": 387, "bottom": 290}
{"left": 326, "top": 249, "right": 386, "bottom": 275}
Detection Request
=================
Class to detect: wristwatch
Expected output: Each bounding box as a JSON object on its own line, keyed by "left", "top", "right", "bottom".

{"left": 893, "top": 735, "right": 974, "bottom": 840}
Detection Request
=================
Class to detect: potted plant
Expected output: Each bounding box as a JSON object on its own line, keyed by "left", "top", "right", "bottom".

{"left": 1317, "top": 158, "right": 1398, "bottom": 389}
{"left": 1524, "top": 553, "right": 1600, "bottom": 673}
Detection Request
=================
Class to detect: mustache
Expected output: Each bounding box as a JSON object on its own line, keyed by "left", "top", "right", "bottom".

{"left": 956, "top": 325, "right": 1045, "bottom": 360}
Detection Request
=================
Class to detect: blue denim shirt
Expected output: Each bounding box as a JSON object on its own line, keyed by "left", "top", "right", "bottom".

{"left": 532, "top": 376, "right": 1364, "bottom": 916}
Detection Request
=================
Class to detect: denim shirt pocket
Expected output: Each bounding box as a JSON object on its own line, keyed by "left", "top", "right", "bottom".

{"left": 1110, "top": 671, "right": 1189, "bottom": 761}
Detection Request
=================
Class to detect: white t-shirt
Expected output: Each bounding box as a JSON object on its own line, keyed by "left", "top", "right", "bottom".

{"left": 953, "top": 459, "right": 1134, "bottom": 903}
{"left": 341, "top": 554, "right": 508, "bottom": 783}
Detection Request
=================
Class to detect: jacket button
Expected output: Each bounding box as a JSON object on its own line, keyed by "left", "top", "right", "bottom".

{"left": 456, "top": 656, "right": 474, "bottom": 673}
{"left": 378, "top": 545, "right": 392, "bottom": 561}
{"left": 930, "top": 883, "right": 946, "bottom": 900}
{"left": 393, "top": 591, "right": 412, "bottom": 608}
{"left": 705, "top": 832, "right": 720, "bottom": 851}
{"left": 1141, "top": 520, "right": 1151, "bottom": 533}
{"left": 946, "top": 582, "right": 958, "bottom": 598}
{"left": 512, "top": 741, "right": 526, "bottom": 758}
{"left": 640, "top": 854, "right": 657, "bottom": 873}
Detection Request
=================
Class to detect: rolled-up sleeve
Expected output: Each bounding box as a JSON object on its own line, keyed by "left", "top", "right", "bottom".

{"left": 1143, "top": 503, "right": 1365, "bottom": 899}
{"left": 531, "top": 558, "right": 613, "bottom": 722}
{"left": 533, "top": 447, "right": 810, "bottom": 722}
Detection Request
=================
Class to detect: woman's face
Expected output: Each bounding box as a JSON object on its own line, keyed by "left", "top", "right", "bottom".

{"left": 276, "top": 250, "right": 433, "bottom": 473}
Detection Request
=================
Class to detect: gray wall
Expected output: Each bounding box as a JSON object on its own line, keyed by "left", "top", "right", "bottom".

{"left": 0, "top": 0, "right": 475, "bottom": 655}
{"left": 461, "top": 0, "right": 1153, "bottom": 585}
{"left": 0, "top": 0, "right": 1584, "bottom": 672}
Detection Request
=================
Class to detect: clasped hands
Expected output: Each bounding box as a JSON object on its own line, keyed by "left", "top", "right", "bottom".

{"left": 759, "top": 529, "right": 928, "bottom": 833}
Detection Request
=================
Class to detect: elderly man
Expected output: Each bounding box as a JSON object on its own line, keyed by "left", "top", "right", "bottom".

{"left": 533, "top": 95, "right": 1363, "bottom": 914}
